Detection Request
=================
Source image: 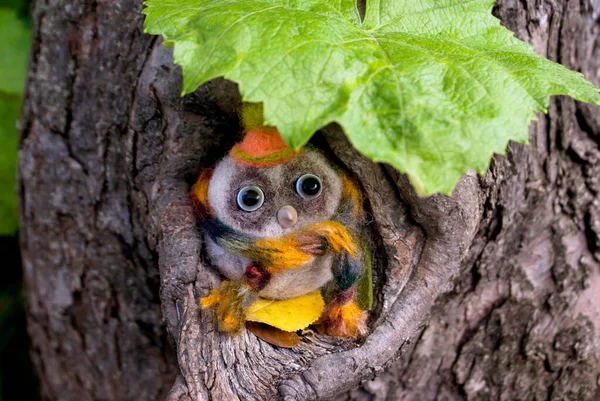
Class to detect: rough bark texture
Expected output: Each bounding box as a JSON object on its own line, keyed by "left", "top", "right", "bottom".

{"left": 18, "top": 0, "right": 600, "bottom": 400}
{"left": 19, "top": 1, "right": 177, "bottom": 400}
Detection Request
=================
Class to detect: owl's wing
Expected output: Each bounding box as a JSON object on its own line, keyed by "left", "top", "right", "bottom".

{"left": 355, "top": 235, "right": 373, "bottom": 311}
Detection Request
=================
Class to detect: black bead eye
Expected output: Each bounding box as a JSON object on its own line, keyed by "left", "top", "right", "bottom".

{"left": 237, "top": 186, "right": 265, "bottom": 212}
{"left": 296, "top": 174, "right": 322, "bottom": 199}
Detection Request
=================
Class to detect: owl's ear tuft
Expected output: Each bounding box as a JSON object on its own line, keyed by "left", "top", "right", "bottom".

{"left": 340, "top": 176, "right": 364, "bottom": 217}
{"left": 190, "top": 168, "right": 214, "bottom": 217}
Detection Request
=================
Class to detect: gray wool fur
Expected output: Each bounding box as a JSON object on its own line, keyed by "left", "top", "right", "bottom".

{"left": 205, "top": 147, "right": 344, "bottom": 300}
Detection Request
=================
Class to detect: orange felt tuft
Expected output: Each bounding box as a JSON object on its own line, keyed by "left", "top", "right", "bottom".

{"left": 316, "top": 300, "right": 368, "bottom": 338}
{"left": 200, "top": 291, "right": 220, "bottom": 309}
{"left": 341, "top": 176, "right": 363, "bottom": 217}
{"left": 191, "top": 168, "right": 213, "bottom": 214}
{"left": 200, "top": 281, "right": 247, "bottom": 334}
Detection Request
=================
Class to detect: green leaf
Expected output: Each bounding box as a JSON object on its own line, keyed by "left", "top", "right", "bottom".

{"left": 143, "top": 0, "right": 600, "bottom": 195}
{"left": 0, "top": 8, "right": 31, "bottom": 94}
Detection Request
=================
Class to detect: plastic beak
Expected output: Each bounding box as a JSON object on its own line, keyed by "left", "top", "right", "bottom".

{"left": 277, "top": 205, "right": 298, "bottom": 228}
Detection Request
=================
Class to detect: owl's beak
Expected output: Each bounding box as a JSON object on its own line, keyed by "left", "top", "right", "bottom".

{"left": 277, "top": 205, "right": 298, "bottom": 228}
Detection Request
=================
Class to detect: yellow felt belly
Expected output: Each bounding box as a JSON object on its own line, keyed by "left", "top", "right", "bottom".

{"left": 246, "top": 291, "right": 325, "bottom": 332}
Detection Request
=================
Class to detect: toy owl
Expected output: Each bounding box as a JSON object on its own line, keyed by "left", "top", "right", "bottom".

{"left": 191, "top": 103, "right": 371, "bottom": 342}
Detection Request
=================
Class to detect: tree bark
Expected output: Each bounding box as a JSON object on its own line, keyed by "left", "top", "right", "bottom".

{"left": 18, "top": 1, "right": 600, "bottom": 401}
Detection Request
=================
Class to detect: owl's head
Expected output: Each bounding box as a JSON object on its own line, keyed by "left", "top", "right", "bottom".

{"left": 207, "top": 128, "right": 343, "bottom": 238}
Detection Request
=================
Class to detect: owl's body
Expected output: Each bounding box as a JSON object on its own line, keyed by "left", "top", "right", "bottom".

{"left": 193, "top": 103, "right": 370, "bottom": 339}
{"left": 206, "top": 236, "right": 335, "bottom": 300}
{"left": 204, "top": 148, "right": 342, "bottom": 300}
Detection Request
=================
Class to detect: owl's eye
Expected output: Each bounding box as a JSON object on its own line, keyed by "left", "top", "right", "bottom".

{"left": 237, "top": 186, "right": 265, "bottom": 212}
{"left": 296, "top": 174, "right": 322, "bottom": 199}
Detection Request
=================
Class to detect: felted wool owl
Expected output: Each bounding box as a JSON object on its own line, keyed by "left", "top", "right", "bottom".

{"left": 191, "top": 103, "right": 372, "bottom": 341}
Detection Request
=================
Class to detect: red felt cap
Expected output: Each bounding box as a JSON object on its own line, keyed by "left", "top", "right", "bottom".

{"left": 230, "top": 104, "right": 298, "bottom": 167}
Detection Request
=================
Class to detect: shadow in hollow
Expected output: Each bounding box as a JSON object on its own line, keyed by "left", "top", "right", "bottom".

{"left": 0, "top": 235, "right": 39, "bottom": 401}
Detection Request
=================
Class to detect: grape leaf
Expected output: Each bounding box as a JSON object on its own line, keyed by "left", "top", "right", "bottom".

{"left": 143, "top": 0, "right": 600, "bottom": 194}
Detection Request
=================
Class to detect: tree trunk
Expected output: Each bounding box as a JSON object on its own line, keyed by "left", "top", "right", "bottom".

{"left": 18, "top": 1, "right": 600, "bottom": 400}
